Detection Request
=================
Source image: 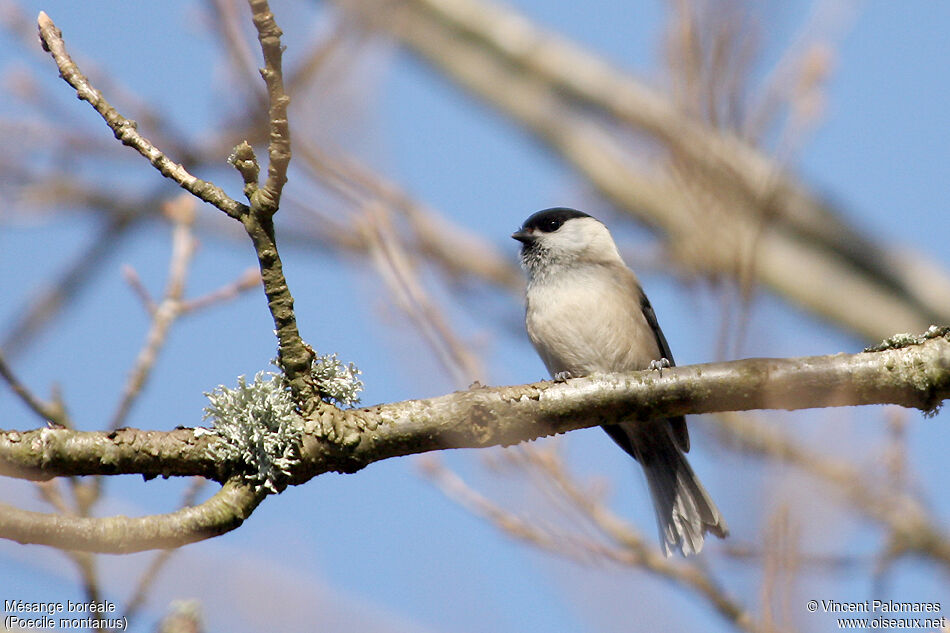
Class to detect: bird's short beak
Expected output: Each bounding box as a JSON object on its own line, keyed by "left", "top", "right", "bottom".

{"left": 511, "top": 229, "right": 534, "bottom": 244}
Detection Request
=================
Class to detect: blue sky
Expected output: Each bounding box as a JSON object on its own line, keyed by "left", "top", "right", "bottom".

{"left": 1, "top": 1, "right": 949, "bottom": 632}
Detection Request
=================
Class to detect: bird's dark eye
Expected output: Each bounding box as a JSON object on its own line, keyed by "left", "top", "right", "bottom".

{"left": 521, "top": 207, "right": 589, "bottom": 235}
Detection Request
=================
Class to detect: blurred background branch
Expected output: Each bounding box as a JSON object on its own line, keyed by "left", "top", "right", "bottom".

{"left": 329, "top": 0, "right": 950, "bottom": 342}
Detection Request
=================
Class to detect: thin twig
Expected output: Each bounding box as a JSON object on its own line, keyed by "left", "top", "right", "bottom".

{"left": 122, "top": 265, "right": 158, "bottom": 316}
{"left": 360, "top": 202, "right": 483, "bottom": 387}
{"left": 713, "top": 411, "right": 950, "bottom": 568}
{"left": 36, "top": 11, "right": 247, "bottom": 220}
{"left": 208, "top": 0, "right": 264, "bottom": 104}
{"left": 423, "top": 451, "right": 764, "bottom": 633}
{"left": 180, "top": 267, "right": 261, "bottom": 314}
{"left": 330, "top": 0, "right": 950, "bottom": 339}
{"left": 246, "top": 0, "right": 291, "bottom": 214}
{"left": 0, "top": 350, "right": 69, "bottom": 426}
{"left": 108, "top": 197, "right": 198, "bottom": 430}
{"left": 295, "top": 139, "right": 521, "bottom": 290}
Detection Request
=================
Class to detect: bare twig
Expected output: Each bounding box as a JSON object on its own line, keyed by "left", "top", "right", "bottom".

{"left": 179, "top": 267, "right": 261, "bottom": 314}
{"left": 423, "top": 451, "right": 764, "bottom": 633}
{"left": 36, "top": 8, "right": 314, "bottom": 406}
{"left": 294, "top": 139, "right": 521, "bottom": 291}
{"left": 0, "top": 350, "right": 69, "bottom": 427}
{"left": 526, "top": 445, "right": 761, "bottom": 632}
{"left": 122, "top": 265, "right": 158, "bottom": 315}
{"left": 1, "top": 208, "right": 140, "bottom": 357}
{"left": 109, "top": 197, "right": 198, "bottom": 430}
{"left": 329, "top": 0, "right": 950, "bottom": 340}
{"left": 207, "top": 0, "right": 263, "bottom": 102}
{"left": 246, "top": 0, "right": 291, "bottom": 214}
{"left": 419, "top": 457, "right": 593, "bottom": 559}
{"left": 713, "top": 411, "right": 950, "bottom": 568}
{"left": 69, "top": 551, "right": 105, "bottom": 628}
{"left": 360, "top": 202, "right": 483, "bottom": 386}
{"left": 36, "top": 11, "right": 247, "bottom": 220}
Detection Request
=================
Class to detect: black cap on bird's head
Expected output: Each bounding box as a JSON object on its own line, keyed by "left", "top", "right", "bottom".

{"left": 512, "top": 207, "right": 591, "bottom": 244}
{"left": 513, "top": 208, "right": 621, "bottom": 275}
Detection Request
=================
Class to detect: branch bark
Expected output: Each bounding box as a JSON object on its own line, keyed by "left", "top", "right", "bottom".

{"left": 0, "top": 478, "right": 264, "bottom": 553}
{"left": 2, "top": 332, "right": 948, "bottom": 551}
{"left": 3, "top": 333, "right": 948, "bottom": 480}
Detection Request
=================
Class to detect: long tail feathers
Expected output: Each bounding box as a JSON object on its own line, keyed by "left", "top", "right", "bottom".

{"left": 631, "top": 424, "right": 728, "bottom": 556}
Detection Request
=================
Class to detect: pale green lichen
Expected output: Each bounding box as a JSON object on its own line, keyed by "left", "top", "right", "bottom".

{"left": 865, "top": 326, "right": 950, "bottom": 417}
{"left": 198, "top": 351, "right": 364, "bottom": 490}
{"left": 311, "top": 353, "right": 363, "bottom": 407}
{"left": 201, "top": 371, "right": 303, "bottom": 493}
{"left": 864, "top": 325, "right": 950, "bottom": 353}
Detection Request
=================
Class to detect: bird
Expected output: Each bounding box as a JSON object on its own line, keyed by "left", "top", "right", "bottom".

{"left": 512, "top": 207, "right": 728, "bottom": 556}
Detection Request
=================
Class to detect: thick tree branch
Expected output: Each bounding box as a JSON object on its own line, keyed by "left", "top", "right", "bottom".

{"left": 1, "top": 332, "right": 947, "bottom": 552}
{"left": 0, "top": 427, "right": 226, "bottom": 482}
{"left": 0, "top": 477, "right": 264, "bottom": 553}
{"left": 3, "top": 333, "right": 948, "bottom": 485}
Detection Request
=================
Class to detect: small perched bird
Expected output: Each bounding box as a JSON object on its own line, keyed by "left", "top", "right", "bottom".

{"left": 512, "top": 208, "right": 728, "bottom": 556}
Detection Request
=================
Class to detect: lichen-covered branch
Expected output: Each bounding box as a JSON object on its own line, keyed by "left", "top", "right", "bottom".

{"left": 36, "top": 12, "right": 247, "bottom": 220}
{"left": 0, "top": 332, "right": 947, "bottom": 552}
{"left": 238, "top": 210, "right": 316, "bottom": 405}
{"left": 3, "top": 333, "right": 948, "bottom": 485}
{"left": 232, "top": 1, "right": 313, "bottom": 403}
{"left": 0, "top": 477, "right": 264, "bottom": 553}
